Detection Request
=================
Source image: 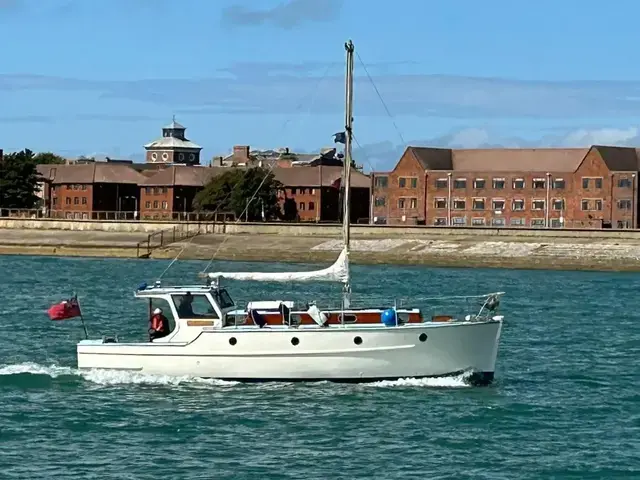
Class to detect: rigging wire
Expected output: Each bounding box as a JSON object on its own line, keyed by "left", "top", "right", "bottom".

{"left": 355, "top": 51, "right": 406, "bottom": 147}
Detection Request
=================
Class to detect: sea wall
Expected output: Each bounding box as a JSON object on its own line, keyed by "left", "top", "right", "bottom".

{"left": 3, "top": 217, "right": 640, "bottom": 240}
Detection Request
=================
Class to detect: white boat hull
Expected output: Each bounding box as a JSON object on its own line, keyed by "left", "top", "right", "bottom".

{"left": 77, "top": 319, "right": 503, "bottom": 386}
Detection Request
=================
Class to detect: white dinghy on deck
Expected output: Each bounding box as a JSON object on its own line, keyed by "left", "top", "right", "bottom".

{"left": 75, "top": 40, "right": 506, "bottom": 386}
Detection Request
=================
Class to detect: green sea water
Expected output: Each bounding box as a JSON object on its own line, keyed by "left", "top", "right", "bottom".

{"left": 0, "top": 254, "right": 638, "bottom": 479}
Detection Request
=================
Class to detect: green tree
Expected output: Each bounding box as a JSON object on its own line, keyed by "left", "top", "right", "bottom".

{"left": 194, "top": 167, "right": 283, "bottom": 221}
{"left": 33, "top": 152, "right": 66, "bottom": 164}
{"left": 0, "top": 149, "right": 41, "bottom": 209}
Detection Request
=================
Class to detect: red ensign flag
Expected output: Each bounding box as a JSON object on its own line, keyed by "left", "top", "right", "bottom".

{"left": 47, "top": 296, "right": 82, "bottom": 321}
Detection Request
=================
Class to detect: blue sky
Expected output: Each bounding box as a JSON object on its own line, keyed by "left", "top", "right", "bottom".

{"left": 3, "top": 0, "right": 640, "bottom": 171}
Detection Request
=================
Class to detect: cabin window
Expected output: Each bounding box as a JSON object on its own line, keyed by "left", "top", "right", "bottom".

{"left": 211, "top": 288, "right": 235, "bottom": 309}
{"left": 171, "top": 293, "right": 219, "bottom": 319}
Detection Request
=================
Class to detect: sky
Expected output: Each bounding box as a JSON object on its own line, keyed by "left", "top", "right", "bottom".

{"left": 3, "top": 0, "right": 640, "bottom": 171}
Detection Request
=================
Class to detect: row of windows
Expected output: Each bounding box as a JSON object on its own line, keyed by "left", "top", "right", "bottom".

{"left": 53, "top": 197, "right": 88, "bottom": 206}
{"left": 64, "top": 184, "right": 88, "bottom": 191}
{"left": 434, "top": 217, "right": 556, "bottom": 227}
{"left": 299, "top": 202, "right": 315, "bottom": 211}
{"left": 374, "top": 176, "right": 635, "bottom": 190}
{"left": 374, "top": 197, "right": 633, "bottom": 212}
{"left": 145, "top": 200, "right": 169, "bottom": 209}
{"left": 144, "top": 187, "right": 168, "bottom": 195}
{"left": 289, "top": 188, "right": 316, "bottom": 195}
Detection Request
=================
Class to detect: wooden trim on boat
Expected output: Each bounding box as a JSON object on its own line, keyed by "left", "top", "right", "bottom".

{"left": 187, "top": 320, "right": 215, "bottom": 327}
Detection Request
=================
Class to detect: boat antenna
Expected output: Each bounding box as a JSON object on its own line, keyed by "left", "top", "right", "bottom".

{"left": 342, "top": 39, "right": 354, "bottom": 309}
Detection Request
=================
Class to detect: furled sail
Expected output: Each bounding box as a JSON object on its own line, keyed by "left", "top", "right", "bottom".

{"left": 207, "top": 247, "right": 349, "bottom": 284}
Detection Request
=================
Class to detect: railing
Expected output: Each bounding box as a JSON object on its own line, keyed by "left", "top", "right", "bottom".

{"left": 135, "top": 225, "right": 201, "bottom": 258}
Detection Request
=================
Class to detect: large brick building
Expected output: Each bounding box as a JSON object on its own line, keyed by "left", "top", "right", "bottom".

{"left": 372, "top": 145, "right": 639, "bottom": 228}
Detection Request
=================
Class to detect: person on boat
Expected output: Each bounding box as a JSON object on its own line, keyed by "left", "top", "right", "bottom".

{"left": 149, "top": 307, "right": 170, "bottom": 341}
{"left": 177, "top": 292, "right": 196, "bottom": 318}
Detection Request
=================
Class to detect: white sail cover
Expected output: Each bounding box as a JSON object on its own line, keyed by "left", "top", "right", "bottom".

{"left": 207, "top": 247, "right": 349, "bottom": 284}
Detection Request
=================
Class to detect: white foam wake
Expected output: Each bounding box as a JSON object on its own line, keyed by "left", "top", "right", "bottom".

{"left": 0, "top": 362, "right": 238, "bottom": 387}
{"left": 366, "top": 372, "right": 472, "bottom": 388}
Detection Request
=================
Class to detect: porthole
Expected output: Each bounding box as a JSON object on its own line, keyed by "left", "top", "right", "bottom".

{"left": 291, "top": 337, "right": 299, "bottom": 346}
{"left": 354, "top": 336, "right": 362, "bottom": 345}
{"left": 189, "top": 153, "right": 195, "bottom": 161}
{"left": 162, "top": 152, "right": 169, "bottom": 160}
{"left": 229, "top": 337, "right": 237, "bottom": 346}
{"left": 179, "top": 153, "right": 185, "bottom": 161}
{"left": 419, "top": 333, "right": 427, "bottom": 342}
{"left": 151, "top": 152, "right": 158, "bottom": 160}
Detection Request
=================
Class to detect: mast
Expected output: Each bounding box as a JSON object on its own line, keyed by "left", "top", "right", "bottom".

{"left": 342, "top": 39, "right": 354, "bottom": 307}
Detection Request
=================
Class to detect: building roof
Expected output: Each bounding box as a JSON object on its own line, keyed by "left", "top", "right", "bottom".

{"left": 163, "top": 119, "right": 185, "bottom": 130}
{"left": 273, "top": 166, "right": 370, "bottom": 188}
{"left": 45, "top": 163, "right": 147, "bottom": 185}
{"left": 596, "top": 145, "right": 640, "bottom": 171}
{"left": 144, "top": 136, "right": 202, "bottom": 150}
{"left": 142, "top": 165, "right": 224, "bottom": 187}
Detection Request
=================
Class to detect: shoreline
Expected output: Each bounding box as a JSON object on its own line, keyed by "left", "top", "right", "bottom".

{"left": 3, "top": 241, "right": 640, "bottom": 272}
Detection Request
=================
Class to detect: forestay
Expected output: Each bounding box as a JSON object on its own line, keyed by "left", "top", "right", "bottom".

{"left": 207, "top": 247, "right": 349, "bottom": 284}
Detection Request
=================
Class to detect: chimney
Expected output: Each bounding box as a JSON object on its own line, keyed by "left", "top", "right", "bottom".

{"left": 233, "top": 145, "right": 250, "bottom": 160}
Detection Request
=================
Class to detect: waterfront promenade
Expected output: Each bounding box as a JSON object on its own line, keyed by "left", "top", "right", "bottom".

{"left": 2, "top": 219, "right": 640, "bottom": 271}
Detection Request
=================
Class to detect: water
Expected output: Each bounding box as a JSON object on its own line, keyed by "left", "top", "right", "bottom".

{"left": 0, "top": 255, "right": 638, "bottom": 479}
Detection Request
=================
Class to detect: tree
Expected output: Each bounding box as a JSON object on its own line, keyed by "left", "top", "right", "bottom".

{"left": 0, "top": 149, "right": 41, "bottom": 209}
{"left": 33, "top": 152, "right": 66, "bottom": 164}
{"left": 194, "top": 167, "right": 283, "bottom": 221}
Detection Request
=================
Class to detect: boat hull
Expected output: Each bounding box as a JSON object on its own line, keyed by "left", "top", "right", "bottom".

{"left": 77, "top": 320, "right": 502, "bottom": 385}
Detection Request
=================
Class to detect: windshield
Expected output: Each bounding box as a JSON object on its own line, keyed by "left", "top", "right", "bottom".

{"left": 213, "top": 288, "right": 235, "bottom": 309}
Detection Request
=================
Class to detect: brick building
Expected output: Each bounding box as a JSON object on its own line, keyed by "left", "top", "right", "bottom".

{"left": 140, "top": 165, "right": 220, "bottom": 219}
{"left": 44, "top": 163, "right": 146, "bottom": 219}
{"left": 273, "top": 166, "right": 371, "bottom": 222}
{"left": 372, "top": 145, "right": 639, "bottom": 228}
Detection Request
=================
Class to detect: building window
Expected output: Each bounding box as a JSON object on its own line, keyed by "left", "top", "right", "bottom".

{"left": 472, "top": 198, "right": 485, "bottom": 210}
{"left": 65, "top": 197, "right": 71, "bottom": 205}
{"left": 617, "top": 220, "right": 632, "bottom": 228}
{"left": 81, "top": 185, "right": 87, "bottom": 191}
{"left": 471, "top": 217, "right": 485, "bottom": 226}
{"left": 153, "top": 200, "right": 159, "bottom": 208}
{"left": 309, "top": 202, "right": 315, "bottom": 210}
{"left": 492, "top": 178, "right": 505, "bottom": 189}
{"left": 178, "top": 153, "right": 185, "bottom": 161}
{"left": 145, "top": 201, "right": 151, "bottom": 208}
{"left": 532, "top": 178, "right": 546, "bottom": 189}
{"left": 618, "top": 199, "right": 632, "bottom": 210}
{"left": 452, "top": 217, "right": 466, "bottom": 226}
{"left": 145, "top": 187, "right": 151, "bottom": 194}
{"left": 512, "top": 199, "right": 525, "bottom": 211}
{"left": 299, "top": 188, "right": 307, "bottom": 195}
{"left": 552, "top": 199, "right": 565, "bottom": 210}
{"left": 434, "top": 217, "right": 447, "bottom": 225}
{"left": 399, "top": 178, "right": 405, "bottom": 188}
{"left": 453, "top": 199, "right": 466, "bottom": 210}
{"left": 74, "top": 197, "right": 79, "bottom": 205}
{"left": 491, "top": 218, "right": 505, "bottom": 226}
{"left": 434, "top": 198, "right": 447, "bottom": 209}
{"left": 550, "top": 219, "right": 562, "bottom": 228}
{"left": 473, "top": 178, "right": 485, "bottom": 189}
{"left": 399, "top": 177, "right": 416, "bottom": 188}
{"left": 581, "top": 199, "right": 603, "bottom": 211}
{"left": 618, "top": 178, "right": 632, "bottom": 188}
{"left": 375, "top": 176, "right": 388, "bottom": 188}
{"left": 510, "top": 218, "right": 525, "bottom": 226}
{"left": 162, "top": 201, "right": 168, "bottom": 210}
{"left": 162, "top": 152, "right": 169, "bottom": 160}
{"left": 310, "top": 189, "right": 315, "bottom": 195}
{"left": 513, "top": 178, "right": 525, "bottom": 189}
{"left": 299, "top": 202, "right": 305, "bottom": 211}
{"left": 595, "top": 178, "right": 603, "bottom": 189}
{"left": 374, "top": 197, "right": 386, "bottom": 207}
{"left": 435, "top": 178, "right": 448, "bottom": 188}
{"left": 531, "top": 219, "right": 545, "bottom": 227}
{"left": 81, "top": 197, "right": 87, "bottom": 205}
{"left": 291, "top": 188, "right": 297, "bottom": 195}
{"left": 398, "top": 198, "right": 405, "bottom": 209}
{"left": 492, "top": 199, "right": 505, "bottom": 211}
{"left": 553, "top": 178, "right": 565, "bottom": 189}
{"left": 410, "top": 198, "right": 417, "bottom": 209}
{"left": 532, "top": 199, "right": 545, "bottom": 210}
{"left": 454, "top": 178, "right": 466, "bottom": 189}
{"left": 66, "top": 185, "right": 71, "bottom": 190}
{"left": 583, "top": 177, "right": 603, "bottom": 189}
{"left": 189, "top": 153, "right": 196, "bottom": 161}
{"left": 162, "top": 187, "right": 167, "bottom": 194}
{"left": 53, "top": 198, "right": 57, "bottom": 206}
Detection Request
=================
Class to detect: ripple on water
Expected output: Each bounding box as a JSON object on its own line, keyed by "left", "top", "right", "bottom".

{"left": 0, "top": 256, "right": 639, "bottom": 479}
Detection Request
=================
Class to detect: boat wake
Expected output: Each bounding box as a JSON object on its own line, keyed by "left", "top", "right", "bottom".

{"left": 0, "top": 363, "right": 472, "bottom": 389}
